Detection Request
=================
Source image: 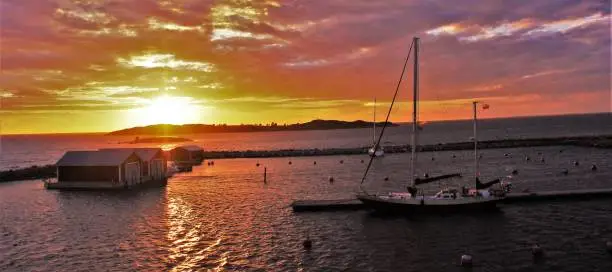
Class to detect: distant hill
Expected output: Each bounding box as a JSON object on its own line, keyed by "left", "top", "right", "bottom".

{"left": 106, "top": 119, "right": 398, "bottom": 136}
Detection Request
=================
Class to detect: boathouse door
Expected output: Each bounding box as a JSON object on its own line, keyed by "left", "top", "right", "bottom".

{"left": 151, "top": 159, "right": 163, "bottom": 180}
{"left": 125, "top": 162, "right": 140, "bottom": 185}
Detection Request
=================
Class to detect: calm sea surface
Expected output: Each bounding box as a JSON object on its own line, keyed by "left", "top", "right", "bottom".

{"left": 1, "top": 113, "right": 612, "bottom": 271}
{"left": 1, "top": 113, "right": 611, "bottom": 171}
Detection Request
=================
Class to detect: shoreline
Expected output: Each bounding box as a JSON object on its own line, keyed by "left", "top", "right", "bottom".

{"left": 1, "top": 134, "right": 610, "bottom": 183}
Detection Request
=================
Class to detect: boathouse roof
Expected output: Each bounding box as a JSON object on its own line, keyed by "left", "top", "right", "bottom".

{"left": 56, "top": 150, "right": 135, "bottom": 166}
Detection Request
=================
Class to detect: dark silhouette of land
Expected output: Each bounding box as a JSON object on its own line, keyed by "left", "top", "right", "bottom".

{"left": 107, "top": 119, "right": 397, "bottom": 136}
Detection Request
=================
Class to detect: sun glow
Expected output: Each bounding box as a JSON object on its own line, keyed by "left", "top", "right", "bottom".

{"left": 130, "top": 96, "right": 204, "bottom": 126}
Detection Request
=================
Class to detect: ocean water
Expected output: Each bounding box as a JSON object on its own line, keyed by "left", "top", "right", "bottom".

{"left": 1, "top": 145, "right": 612, "bottom": 271}
{"left": 1, "top": 113, "right": 611, "bottom": 171}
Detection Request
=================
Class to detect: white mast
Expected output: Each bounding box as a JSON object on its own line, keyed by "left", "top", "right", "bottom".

{"left": 410, "top": 37, "right": 419, "bottom": 187}
{"left": 373, "top": 98, "right": 377, "bottom": 146}
{"left": 473, "top": 101, "right": 479, "bottom": 183}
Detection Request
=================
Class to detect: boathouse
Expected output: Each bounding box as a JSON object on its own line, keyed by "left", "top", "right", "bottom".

{"left": 170, "top": 145, "right": 204, "bottom": 164}
{"left": 101, "top": 148, "right": 167, "bottom": 181}
{"left": 54, "top": 149, "right": 142, "bottom": 189}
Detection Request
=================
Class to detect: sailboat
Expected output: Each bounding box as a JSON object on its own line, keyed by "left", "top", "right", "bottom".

{"left": 368, "top": 98, "right": 385, "bottom": 157}
{"left": 356, "top": 37, "right": 505, "bottom": 213}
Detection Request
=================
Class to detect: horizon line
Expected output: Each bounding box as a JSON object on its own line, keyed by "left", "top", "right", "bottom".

{"left": 2, "top": 111, "right": 609, "bottom": 136}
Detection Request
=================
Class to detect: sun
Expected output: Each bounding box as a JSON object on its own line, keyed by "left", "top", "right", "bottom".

{"left": 131, "top": 95, "right": 203, "bottom": 126}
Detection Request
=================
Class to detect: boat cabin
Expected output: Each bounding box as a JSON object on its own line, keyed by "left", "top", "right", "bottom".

{"left": 434, "top": 188, "right": 459, "bottom": 199}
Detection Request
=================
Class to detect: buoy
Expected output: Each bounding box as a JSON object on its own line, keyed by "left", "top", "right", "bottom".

{"left": 460, "top": 254, "right": 473, "bottom": 267}
{"left": 562, "top": 169, "right": 569, "bottom": 175}
{"left": 210, "top": 161, "right": 214, "bottom": 165}
{"left": 504, "top": 153, "right": 510, "bottom": 157}
{"left": 431, "top": 157, "right": 435, "bottom": 161}
{"left": 512, "top": 169, "right": 519, "bottom": 175}
{"left": 256, "top": 162, "right": 260, "bottom": 167}
{"left": 606, "top": 241, "right": 612, "bottom": 254}
{"left": 313, "top": 161, "right": 317, "bottom": 165}
{"left": 360, "top": 159, "right": 364, "bottom": 163}
{"left": 560, "top": 149, "right": 564, "bottom": 153}
{"left": 288, "top": 161, "right": 292, "bottom": 165}
{"left": 452, "top": 154, "right": 456, "bottom": 158}
{"left": 591, "top": 164, "right": 597, "bottom": 171}
{"left": 340, "top": 160, "right": 344, "bottom": 164}
{"left": 424, "top": 173, "right": 429, "bottom": 178}
{"left": 303, "top": 236, "right": 312, "bottom": 250}
{"left": 532, "top": 244, "right": 544, "bottom": 258}
{"left": 525, "top": 156, "right": 530, "bottom": 161}
{"left": 573, "top": 161, "right": 579, "bottom": 166}
{"left": 328, "top": 176, "right": 334, "bottom": 183}
{"left": 540, "top": 157, "right": 545, "bottom": 163}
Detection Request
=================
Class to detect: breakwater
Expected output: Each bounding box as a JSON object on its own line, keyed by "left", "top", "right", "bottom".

{"left": 203, "top": 134, "right": 612, "bottom": 159}
{"left": 2, "top": 135, "right": 610, "bottom": 182}
{"left": 0, "top": 165, "right": 55, "bottom": 182}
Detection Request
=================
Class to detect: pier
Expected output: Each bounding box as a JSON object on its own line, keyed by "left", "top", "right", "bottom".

{"left": 290, "top": 188, "right": 612, "bottom": 212}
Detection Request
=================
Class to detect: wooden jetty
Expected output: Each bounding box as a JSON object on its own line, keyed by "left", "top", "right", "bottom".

{"left": 291, "top": 188, "right": 612, "bottom": 212}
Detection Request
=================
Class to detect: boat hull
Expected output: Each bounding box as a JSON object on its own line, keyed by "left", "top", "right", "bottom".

{"left": 357, "top": 194, "right": 502, "bottom": 214}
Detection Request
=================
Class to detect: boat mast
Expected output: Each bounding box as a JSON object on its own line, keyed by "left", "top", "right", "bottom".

{"left": 473, "top": 101, "right": 479, "bottom": 185}
{"left": 410, "top": 37, "right": 419, "bottom": 187}
{"left": 373, "top": 98, "right": 376, "bottom": 146}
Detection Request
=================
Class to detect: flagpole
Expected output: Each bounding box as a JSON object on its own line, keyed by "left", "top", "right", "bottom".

{"left": 473, "top": 101, "right": 479, "bottom": 186}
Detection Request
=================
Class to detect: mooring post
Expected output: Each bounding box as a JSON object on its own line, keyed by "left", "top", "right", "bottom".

{"left": 264, "top": 167, "right": 267, "bottom": 183}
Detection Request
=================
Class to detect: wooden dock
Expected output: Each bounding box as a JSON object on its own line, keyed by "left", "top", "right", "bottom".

{"left": 291, "top": 188, "right": 612, "bottom": 212}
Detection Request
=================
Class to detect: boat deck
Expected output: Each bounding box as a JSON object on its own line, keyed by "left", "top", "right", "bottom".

{"left": 291, "top": 188, "right": 612, "bottom": 212}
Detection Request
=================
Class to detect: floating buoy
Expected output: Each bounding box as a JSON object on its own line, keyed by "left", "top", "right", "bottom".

{"left": 313, "top": 161, "right": 317, "bottom": 165}
{"left": 328, "top": 176, "right": 334, "bottom": 183}
{"left": 360, "top": 159, "right": 364, "bottom": 163}
{"left": 562, "top": 169, "right": 569, "bottom": 175}
{"left": 511, "top": 169, "right": 519, "bottom": 175}
{"left": 592, "top": 164, "right": 598, "bottom": 171}
{"left": 288, "top": 161, "right": 292, "bottom": 165}
{"left": 560, "top": 149, "right": 564, "bottom": 153}
{"left": 210, "top": 161, "right": 214, "bottom": 165}
{"left": 573, "top": 161, "right": 579, "bottom": 166}
{"left": 540, "top": 157, "right": 545, "bottom": 163}
{"left": 384, "top": 177, "right": 389, "bottom": 181}
{"left": 532, "top": 244, "right": 544, "bottom": 258}
{"left": 606, "top": 241, "right": 612, "bottom": 254}
{"left": 504, "top": 153, "right": 510, "bottom": 157}
{"left": 424, "top": 173, "right": 429, "bottom": 178}
{"left": 460, "top": 254, "right": 473, "bottom": 267}
{"left": 339, "top": 160, "right": 344, "bottom": 164}
{"left": 525, "top": 156, "right": 530, "bottom": 161}
{"left": 452, "top": 154, "right": 456, "bottom": 158}
{"left": 303, "top": 236, "right": 312, "bottom": 250}
{"left": 256, "top": 162, "right": 260, "bottom": 167}
{"left": 431, "top": 157, "right": 435, "bottom": 161}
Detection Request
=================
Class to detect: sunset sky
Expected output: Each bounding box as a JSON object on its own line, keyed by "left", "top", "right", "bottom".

{"left": 1, "top": 0, "right": 610, "bottom": 134}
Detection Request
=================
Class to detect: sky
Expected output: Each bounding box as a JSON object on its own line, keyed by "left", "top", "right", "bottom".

{"left": 0, "top": 0, "right": 610, "bottom": 134}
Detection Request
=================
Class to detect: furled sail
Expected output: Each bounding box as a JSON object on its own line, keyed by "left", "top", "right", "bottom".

{"left": 475, "top": 178, "right": 501, "bottom": 190}
{"left": 414, "top": 173, "right": 462, "bottom": 185}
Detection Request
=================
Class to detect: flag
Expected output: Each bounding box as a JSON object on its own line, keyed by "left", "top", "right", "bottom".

{"left": 482, "top": 104, "right": 490, "bottom": 110}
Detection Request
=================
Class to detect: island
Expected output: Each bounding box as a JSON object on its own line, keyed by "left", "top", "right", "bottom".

{"left": 120, "top": 136, "right": 193, "bottom": 144}
{"left": 107, "top": 119, "right": 398, "bottom": 136}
